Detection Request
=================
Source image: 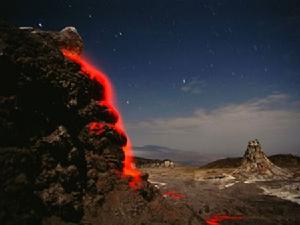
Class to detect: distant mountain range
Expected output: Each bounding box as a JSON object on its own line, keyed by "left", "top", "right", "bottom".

{"left": 133, "top": 145, "right": 226, "bottom": 166}
{"left": 202, "top": 154, "right": 300, "bottom": 169}
{"left": 133, "top": 145, "right": 300, "bottom": 168}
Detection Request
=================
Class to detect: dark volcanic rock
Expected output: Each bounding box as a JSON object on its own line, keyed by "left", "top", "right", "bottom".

{"left": 269, "top": 154, "right": 300, "bottom": 168}
{"left": 19, "top": 26, "right": 83, "bottom": 54}
{"left": 0, "top": 20, "right": 202, "bottom": 225}
{"left": 0, "top": 147, "right": 44, "bottom": 225}
{"left": 48, "top": 26, "right": 84, "bottom": 54}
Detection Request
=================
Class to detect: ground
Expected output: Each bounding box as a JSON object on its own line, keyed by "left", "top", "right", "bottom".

{"left": 142, "top": 166, "right": 300, "bottom": 225}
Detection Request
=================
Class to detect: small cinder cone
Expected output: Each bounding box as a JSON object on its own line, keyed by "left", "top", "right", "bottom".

{"left": 233, "top": 139, "right": 293, "bottom": 181}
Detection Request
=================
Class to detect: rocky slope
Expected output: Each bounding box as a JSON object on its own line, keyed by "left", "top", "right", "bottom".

{"left": 269, "top": 154, "right": 300, "bottom": 168}
{"left": 201, "top": 157, "right": 242, "bottom": 169}
{"left": 202, "top": 154, "right": 300, "bottom": 169}
{"left": 0, "top": 21, "right": 202, "bottom": 225}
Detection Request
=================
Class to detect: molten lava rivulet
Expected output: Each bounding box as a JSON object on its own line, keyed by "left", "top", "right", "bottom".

{"left": 61, "top": 49, "right": 141, "bottom": 188}
{"left": 163, "top": 191, "right": 186, "bottom": 200}
{"left": 205, "top": 215, "right": 243, "bottom": 225}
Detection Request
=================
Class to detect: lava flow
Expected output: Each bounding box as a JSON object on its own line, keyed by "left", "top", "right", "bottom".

{"left": 205, "top": 215, "right": 243, "bottom": 225}
{"left": 61, "top": 49, "right": 141, "bottom": 188}
{"left": 163, "top": 191, "right": 186, "bottom": 200}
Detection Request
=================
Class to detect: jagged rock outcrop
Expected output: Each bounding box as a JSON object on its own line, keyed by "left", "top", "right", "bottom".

{"left": 0, "top": 21, "right": 202, "bottom": 225}
{"left": 233, "top": 139, "right": 293, "bottom": 181}
{"left": 19, "top": 26, "right": 83, "bottom": 54}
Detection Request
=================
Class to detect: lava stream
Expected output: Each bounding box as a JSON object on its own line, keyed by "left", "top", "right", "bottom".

{"left": 205, "top": 215, "right": 243, "bottom": 225}
{"left": 163, "top": 191, "right": 186, "bottom": 200}
{"left": 61, "top": 49, "right": 141, "bottom": 188}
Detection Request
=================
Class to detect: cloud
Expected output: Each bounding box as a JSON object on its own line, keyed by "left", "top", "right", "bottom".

{"left": 181, "top": 77, "right": 206, "bottom": 94}
{"left": 127, "top": 94, "right": 300, "bottom": 156}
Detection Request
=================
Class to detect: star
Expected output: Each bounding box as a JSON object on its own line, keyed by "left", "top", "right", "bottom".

{"left": 182, "top": 79, "right": 186, "bottom": 84}
{"left": 38, "top": 22, "right": 43, "bottom": 28}
{"left": 88, "top": 14, "right": 93, "bottom": 19}
{"left": 114, "top": 32, "right": 124, "bottom": 38}
{"left": 126, "top": 100, "right": 130, "bottom": 105}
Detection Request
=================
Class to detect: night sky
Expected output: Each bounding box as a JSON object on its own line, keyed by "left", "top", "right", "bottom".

{"left": 2, "top": 1, "right": 300, "bottom": 156}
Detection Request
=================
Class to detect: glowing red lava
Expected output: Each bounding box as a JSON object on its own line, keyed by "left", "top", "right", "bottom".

{"left": 205, "top": 215, "right": 243, "bottom": 225}
{"left": 61, "top": 49, "right": 141, "bottom": 189}
{"left": 163, "top": 191, "right": 186, "bottom": 200}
